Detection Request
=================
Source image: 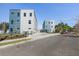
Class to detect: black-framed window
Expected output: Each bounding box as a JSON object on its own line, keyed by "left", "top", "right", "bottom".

{"left": 28, "top": 28, "right": 31, "bottom": 29}
{"left": 51, "top": 26, "right": 53, "bottom": 28}
{"left": 49, "top": 22, "right": 50, "bottom": 24}
{"left": 10, "top": 28, "right": 13, "bottom": 32}
{"left": 11, "top": 12, "right": 14, "bottom": 14}
{"left": 24, "top": 13, "right": 26, "bottom": 17}
{"left": 17, "top": 28, "right": 20, "bottom": 30}
{"left": 51, "top": 22, "right": 53, "bottom": 24}
{"left": 17, "top": 19, "right": 19, "bottom": 22}
{"left": 28, "top": 20, "right": 31, "bottom": 24}
{"left": 17, "top": 12, "right": 20, "bottom": 17}
{"left": 11, "top": 20, "right": 14, "bottom": 24}
{"left": 30, "top": 13, "right": 32, "bottom": 17}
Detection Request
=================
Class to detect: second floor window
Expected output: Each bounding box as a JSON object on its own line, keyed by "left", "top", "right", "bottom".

{"left": 51, "top": 26, "right": 53, "bottom": 28}
{"left": 17, "top": 12, "right": 20, "bottom": 17}
{"left": 51, "top": 22, "right": 53, "bottom": 24}
{"left": 28, "top": 20, "right": 31, "bottom": 24}
{"left": 49, "top": 22, "right": 50, "bottom": 24}
{"left": 24, "top": 13, "right": 26, "bottom": 17}
{"left": 11, "top": 20, "right": 14, "bottom": 24}
{"left": 17, "top": 19, "right": 19, "bottom": 22}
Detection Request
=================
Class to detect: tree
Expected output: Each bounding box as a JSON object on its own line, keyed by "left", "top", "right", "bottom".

{"left": 55, "top": 22, "right": 64, "bottom": 33}
{"left": 0, "top": 22, "right": 9, "bottom": 33}
{"left": 55, "top": 22, "right": 72, "bottom": 33}
{"left": 0, "top": 23, "right": 2, "bottom": 30}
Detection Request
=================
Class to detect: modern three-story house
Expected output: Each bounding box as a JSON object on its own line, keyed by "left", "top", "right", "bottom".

{"left": 9, "top": 9, "right": 37, "bottom": 34}
{"left": 42, "top": 20, "right": 55, "bottom": 32}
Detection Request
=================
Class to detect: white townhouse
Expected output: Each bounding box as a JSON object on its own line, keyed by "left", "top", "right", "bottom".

{"left": 9, "top": 9, "right": 37, "bottom": 34}
{"left": 42, "top": 20, "right": 55, "bottom": 33}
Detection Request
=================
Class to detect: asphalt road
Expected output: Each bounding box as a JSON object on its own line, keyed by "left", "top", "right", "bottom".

{"left": 0, "top": 34, "right": 79, "bottom": 56}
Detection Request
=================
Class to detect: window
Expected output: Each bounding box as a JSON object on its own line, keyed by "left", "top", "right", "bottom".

{"left": 10, "top": 28, "right": 13, "bottom": 32}
{"left": 24, "top": 13, "right": 26, "bottom": 17}
{"left": 28, "top": 20, "right": 31, "bottom": 24}
{"left": 17, "top": 19, "right": 19, "bottom": 22}
{"left": 28, "top": 28, "right": 31, "bottom": 29}
{"left": 11, "top": 20, "right": 14, "bottom": 24}
{"left": 17, "top": 12, "right": 20, "bottom": 17}
{"left": 51, "top": 26, "right": 53, "bottom": 28}
{"left": 11, "top": 12, "right": 14, "bottom": 14}
{"left": 51, "top": 22, "right": 53, "bottom": 24}
{"left": 30, "top": 13, "right": 32, "bottom": 17}
{"left": 49, "top": 22, "right": 50, "bottom": 24}
{"left": 17, "top": 28, "right": 20, "bottom": 30}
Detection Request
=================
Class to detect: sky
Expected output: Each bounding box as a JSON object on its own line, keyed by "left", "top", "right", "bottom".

{"left": 0, "top": 3, "right": 79, "bottom": 29}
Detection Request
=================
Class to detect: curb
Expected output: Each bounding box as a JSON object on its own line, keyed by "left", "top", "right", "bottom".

{"left": 0, "top": 37, "right": 32, "bottom": 49}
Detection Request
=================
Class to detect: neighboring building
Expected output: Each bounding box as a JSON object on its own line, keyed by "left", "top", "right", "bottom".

{"left": 9, "top": 9, "right": 37, "bottom": 34}
{"left": 42, "top": 20, "right": 55, "bottom": 33}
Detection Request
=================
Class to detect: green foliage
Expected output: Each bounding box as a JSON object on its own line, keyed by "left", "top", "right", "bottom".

{"left": 0, "top": 34, "right": 26, "bottom": 41}
{"left": 0, "top": 22, "right": 9, "bottom": 33}
{"left": 55, "top": 22, "right": 72, "bottom": 33}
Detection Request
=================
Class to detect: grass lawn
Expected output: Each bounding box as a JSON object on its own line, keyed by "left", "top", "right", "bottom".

{"left": 0, "top": 37, "right": 32, "bottom": 46}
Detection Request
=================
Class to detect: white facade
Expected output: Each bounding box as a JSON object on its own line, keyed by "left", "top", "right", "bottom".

{"left": 9, "top": 9, "right": 37, "bottom": 34}
{"left": 42, "top": 20, "right": 55, "bottom": 32}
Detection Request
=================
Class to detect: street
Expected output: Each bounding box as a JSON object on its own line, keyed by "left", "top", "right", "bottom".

{"left": 0, "top": 33, "right": 79, "bottom": 56}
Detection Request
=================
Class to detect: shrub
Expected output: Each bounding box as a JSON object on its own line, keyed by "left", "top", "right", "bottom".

{"left": 0, "top": 34, "right": 27, "bottom": 41}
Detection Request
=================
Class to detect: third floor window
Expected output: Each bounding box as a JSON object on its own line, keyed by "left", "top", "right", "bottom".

{"left": 24, "top": 13, "right": 26, "bottom": 17}
{"left": 11, "top": 12, "right": 14, "bottom": 15}
{"left": 30, "top": 13, "right": 32, "bottom": 17}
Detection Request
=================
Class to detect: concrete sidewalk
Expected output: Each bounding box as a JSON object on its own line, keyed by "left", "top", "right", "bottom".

{"left": 0, "top": 33, "right": 60, "bottom": 48}
{"left": 28, "top": 33, "right": 60, "bottom": 42}
{"left": 0, "top": 33, "right": 60, "bottom": 43}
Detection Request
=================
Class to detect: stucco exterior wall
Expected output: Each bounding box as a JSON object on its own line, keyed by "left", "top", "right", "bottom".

{"left": 9, "top": 9, "right": 37, "bottom": 34}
